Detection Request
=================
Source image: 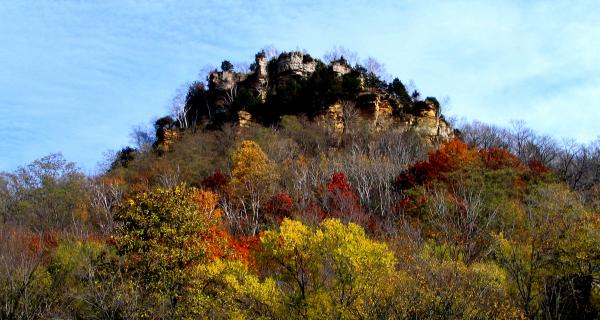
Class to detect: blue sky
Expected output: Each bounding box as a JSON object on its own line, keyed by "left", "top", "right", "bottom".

{"left": 1, "top": 1, "right": 599, "bottom": 172}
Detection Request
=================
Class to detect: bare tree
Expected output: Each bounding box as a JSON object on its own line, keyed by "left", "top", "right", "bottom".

{"left": 323, "top": 46, "right": 360, "bottom": 66}
{"left": 458, "top": 120, "right": 510, "bottom": 150}
{"left": 156, "top": 165, "right": 182, "bottom": 189}
{"left": 0, "top": 225, "right": 51, "bottom": 319}
{"left": 508, "top": 120, "right": 535, "bottom": 161}
{"left": 88, "top": 179, "right": 123, "bottom": 235}
{"left": 234, "top": 61, "right": 251, "bottom": 74}
{"left": 130, "top": 123, "right": 155, "bottom": 150}
{"left": 363, "top": 57, "right": 390, "bottom": 84}
{"left": 223, "top": 83, "right": 238, "bottom": 108}
{"left": 328, "top": 125, "right": 427, "bottom": 220}
{"left": 427, "top": 185, "right": 498, "bottom": 264}
{"left": 221, "top": 181, "right": 268, "bottom": 236}
{"left": 527, "top": 134, "right": 559, "bottom": 165}
{"left": 260, "top": 45, "right": 279, "bottom": 60}
{"left": 341, "top": 100, "right": 359, "bottom": 135}
{"left": 170, "top": 85, "right": 191, "bottom": 129}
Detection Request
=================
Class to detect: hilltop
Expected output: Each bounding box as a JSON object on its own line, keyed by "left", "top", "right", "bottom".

{"left": 1, "top": 48, "right": 599, "bottom": 319}
{"left": 150, "top": 49, "right": 455, "bottom": 151}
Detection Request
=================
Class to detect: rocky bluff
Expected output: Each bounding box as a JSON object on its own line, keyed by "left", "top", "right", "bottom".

{"left": 160, "top": 50, "right": 455, "bottom": 146}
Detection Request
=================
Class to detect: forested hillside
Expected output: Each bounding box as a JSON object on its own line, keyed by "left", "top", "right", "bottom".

{"left": 1, "top": 49, "right": 599, "bottom": 319}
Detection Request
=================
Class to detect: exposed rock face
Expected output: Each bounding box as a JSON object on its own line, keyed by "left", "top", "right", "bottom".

{"left": 208, "top": 70, "right": 248, "bottom": 110}
{"left": 401, "top": 99, "right": 455, "bottom": 142}
{"left": 254, "top": 54, "right": 269, "bottom": 102}
{"left": 331, "top": 60, "right": 352, "bottom": 76}
{"left": 356, "top": 91, "right": 395, "bottom": 128}
{"left": 209, "top": 71, "right": 247, "bottom": 91}
{"left": 276, "top": 52, "right": 317, "bottom": 77}
{"left": 318, "top": 92, "right": 455, "bottom": 143}
{"left": 209, "top": 51, "right": 317, "bottom": 106}
{"left": 321, "top": 102, "right": 345, "bottom": 133}
{"left": 160, "top": 128, "right": 180, "bottom": 150}
{"left": 200, "top": 50, "right": 456, "bottom": 144}
{"left": 237, "top": 110, "right": 254, "bottom": 128}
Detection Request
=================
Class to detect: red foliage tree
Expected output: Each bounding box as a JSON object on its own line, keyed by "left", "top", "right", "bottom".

{"left": 528, "top": 159, "right": 549, "bottom": 174}
{"left": 263, "top": 192, "right": 294, "bottom": 223}
{"left": 479, "top": 147, "right": 525, "bottom": 171}
{"left": 201, "top": 225, "right": 260, "bottom": 267}
{"left": 325, "top": 172, "right": 367, "bottom": 225}
{"left": 302, "top": 202, "right": 329, "bottom": 225}
{"left": 395, "top": 139, "right": 479, "bottom": 190}
{"left": 201, "top": 169, "right": 229, "bottom": 192}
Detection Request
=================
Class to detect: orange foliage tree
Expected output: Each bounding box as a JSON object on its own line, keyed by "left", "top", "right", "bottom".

{"left": 226, "top": 140, "right": 279, "bottom": 235}
{"left": 395, "top": 138, "right": 480, "bottom": 190}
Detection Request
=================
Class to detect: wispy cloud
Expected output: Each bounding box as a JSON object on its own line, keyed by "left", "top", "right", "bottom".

{"left": 0, "top": 0, "right": 598, "bottom": 171}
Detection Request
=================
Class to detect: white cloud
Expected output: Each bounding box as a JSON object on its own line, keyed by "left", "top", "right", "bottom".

{"left": 0, "top": 0, "right": 598, "bottom": 170}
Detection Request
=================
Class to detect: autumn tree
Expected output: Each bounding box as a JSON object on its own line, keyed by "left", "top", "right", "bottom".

{"left": 426, "top": 185, "right": 499, "bottom": 264}
{"left": 0, "top": 225, "right": 53, "bottom": 319}
{"left": 495, "top": 184, "right": 600, "bottom": 319}
{"left": 113, "top": 185, "right": 223, "bottom": 316}
{"left": 390, "top": 243, "right": 523, "bottom": 319}
{"left": 263, "top": 192, "right": 294, "bottom": 224}
{"left": 182, "top": 258, "right": 284, "bottom": 318}
{"left": 225, "top": 140, "right": 278, "bottom": 235}
{"left": 259, "top": 218, "right": 396, "bottom": 319}
{"left": 323, "top": 172, "right": 368, "bottom": 225}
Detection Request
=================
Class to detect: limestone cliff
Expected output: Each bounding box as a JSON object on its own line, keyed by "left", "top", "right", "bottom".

{"left": 276, "top": 52, "right": 317, "bottom": 77}
{"left": 161, "top": 49, "right": 456, "bottom": 146}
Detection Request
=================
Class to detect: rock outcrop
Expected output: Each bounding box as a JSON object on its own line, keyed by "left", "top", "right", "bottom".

{"left": 198, "top": 50, "right": 456, "bottom": 144}
{"left": 237, "top": 110, "right": 254, "bottom": 128}
{"left": 276, "top": 52, "right": 317, "bottom": 77}
{"left": 254, "top": 53, "right": 269, "bottom": 102}
{"left": 209, "top": 70, "right": 248, "bottom": 110}
{"left": 158, "top": 128, "right": 180, "bottom": 151}
{"left": 208, "top": 51, "right": 318, "bottom": 106}
{"left": 401, "top": 99, "right": 454, "bottom": 142}
{"left": 320, "top": 91, "right": 454, "bottom": 142}
{"left": 331, "top": 59, "right": 352, "bottom": 76}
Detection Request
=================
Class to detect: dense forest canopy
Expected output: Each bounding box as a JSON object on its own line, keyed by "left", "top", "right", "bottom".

{"left": 1, "top": 48, "right": 599, "bottom": 320}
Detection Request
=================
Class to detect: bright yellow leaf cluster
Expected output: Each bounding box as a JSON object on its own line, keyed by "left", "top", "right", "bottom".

{"left": 260, "top": 218, "right": 396, "bottom": 319}
{"left": 231, "top": 140, "right": 277, "bottom": 188}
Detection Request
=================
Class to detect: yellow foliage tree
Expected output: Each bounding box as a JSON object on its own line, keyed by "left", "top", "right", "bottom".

{"left": 259, "top": 218, "right": 396, "bottom": 319}
{"left": 390, "top": 241, "right": 524, "bottom": 319}
{"left": 180, "top": 259, "right": 284, "bottom": 319}
{"left": 231, "top": 140, "right": 277, "bottom": 188}
{"left": 228, "top": 140, "right": 279, "bottom": 235}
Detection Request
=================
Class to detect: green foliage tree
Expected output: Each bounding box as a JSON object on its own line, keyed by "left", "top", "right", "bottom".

{"left": 388, "top": 78, "right": 412, "bottom": 108}
{"left": 221, "top": 60, "right": 234, "bottom": 72}
{"left": 495, "top": 184, "right": 600, "bottom": 319}
{"left": 390, "top": 242, "right": 524, "bottom": 319}
{"left": 113, "top": 185, "right": 222, "bottom": 316}
{"left": 0, "top": 153, "right": 88, "bottom": 232}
